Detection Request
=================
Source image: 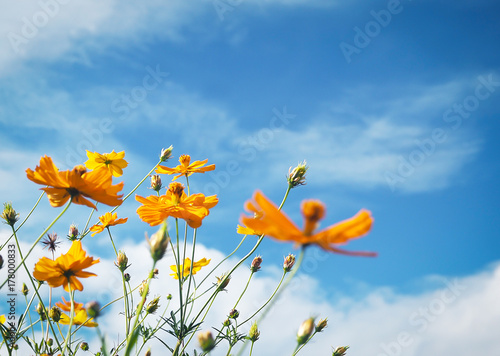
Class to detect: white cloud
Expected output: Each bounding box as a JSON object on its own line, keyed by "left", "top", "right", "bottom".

{"left": 3, "top": 235, "right": 498, "bottom": 355}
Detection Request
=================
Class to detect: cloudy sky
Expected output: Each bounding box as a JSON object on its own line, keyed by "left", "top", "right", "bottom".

{"left": 0, "top": 0, "right": 499, "bottom": 355}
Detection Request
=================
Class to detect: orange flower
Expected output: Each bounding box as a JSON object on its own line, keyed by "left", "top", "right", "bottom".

{"left": 156, "top": 154, "right": 215, "bottom": 181}
{"left": 89, "top": 212, "right": 128, "bottom": 236}
{"left": 85, "top": 150, "right": 128, "bottom": 177}
{"left": 240, "top": 191, "right": 376, "bottom": 256}
{"left": 55, "top": 297, "right": 98, "bottom": 327}
{"left": 26, "top": 156, "right": 124, "bottom": 209}
{"left": 33, "top": 240, "right": 100, "bottom": 292}
{"left": 136, "top": 182, "right": 218, "bottom": 228}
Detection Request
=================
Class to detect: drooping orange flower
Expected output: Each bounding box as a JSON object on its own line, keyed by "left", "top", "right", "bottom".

{"left": 240, "top": 191, "right": 376, "bottom": 256}
{"left": 170, "top": 258, "right": 211, "bottom": 280}
{"left": 56, "top": 297, "right": 97, "bottom": 327}
{"left": 156, "top": 154, "right": 215, "bottom": 181}
{"left": 85, "top": 150, "right": 128, "bottom": 177}
{"left": 136, "top": 182, "right": 218, "bottom": 228}
{"left": 89, "top": 212, "right": 128, "bottom": 236}
{"left": 26, "top": 156, "right": 124, "bottom": 209}
{"left": 33, "top": 240, "right": 100, "bottom": 292}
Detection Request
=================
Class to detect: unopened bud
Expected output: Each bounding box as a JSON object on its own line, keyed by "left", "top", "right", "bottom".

{"left": 21, "top": 283, "right": 29, "bottom": 296}
{"left": 49, "top": 306, "right": 62, "bottom": 322}
{"left": 229, "top": 309, "right": 239, "bottom": 319}
{"left": 47, "top": 338, "right": 53, "bottom": 347}
{"left": 139, "top": 280, "right": 149, "bottom": 298}
{"left": 198, "top": 330, "right": 215, "bottom": 352}
{"left": 147, "top": 222, "right": 169, "bottom": 262}
{"left": 283, "top": 254, "right": 296, "bottom": 272}
{"left": 86, "top": 301, "right": 101, "bottom": 319}
{"left": 215, "top": 273, "right": 231, "bottom": 292}
{"left": 1, "top": 202, "right": 19, "bottom": 227}
{"left": 316, "top": 318, "right": 328, "bottom": 332}
{"left": 145, "top": 348, "right": 152, "bottom": 356}
{"left": 297, "top": 317, "right": 315, "bottom": 345}
{"left": 153, "top": 268, "right": 159, "bottom": 278}
{"left": 248, "top": 322, "right": 260, "bottom": 342}
{"left": 68, "top": 224, "right": 79, "bottom": 240}
{"left": 166, "top": 293, "right": 172, "bottom": 300}
{"left": 332, "top": 346, "right": 349, "bottom": 356}
{"left": 250, "top": 256, "right": 262, "bottom": 272}
{"left": 124, "top": 273, "right": 131, "bottom": 282}
{"left": 160, "top": 146, "right": 173, "bottom": 162}
{"left": 80, "top": 342, "right": 89, "bottom": 351}
{"left": 115, "top": 251, "right": 130, "bottom": 272}
{"left": 36, "top": 303, "right": 46, "bottom": 321}
{"left": 146, "top": 296, "right": 161, "bottom": 314}
{"left": 287, "top": 161, "right": 308, "bottom": 188}
{"left": 150, "top": 174, "right": 163, "bottom": 192}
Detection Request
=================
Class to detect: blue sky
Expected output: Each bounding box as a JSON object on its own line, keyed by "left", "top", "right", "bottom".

{"left": 1, "top": 0, "right": 499, "bottom": 355}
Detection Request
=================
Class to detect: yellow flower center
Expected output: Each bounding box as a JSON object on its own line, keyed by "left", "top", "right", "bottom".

{"left": 179, "top": 154, "right": 191, "bottom": 167}
{"left": 168, "top": 182, "right": 185, "bottom": 205}
{"left": 72, "top": 165, "right": 87, "bottom": 176}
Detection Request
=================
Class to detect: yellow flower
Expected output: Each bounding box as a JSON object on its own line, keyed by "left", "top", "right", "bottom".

{"left": 136, "top": 182, "right": 218, "bottom": 228}
{"left": 89, "top": 212, "right": 128, "bottom": 236}
{"left": 33, "top": 240, "right": 99, "bottom": 292}
{"left": 26, "top": 156, "right": 124, "bottom": 209}
{"left": 156, "top": 154, "right": 215, "bottom": 181}
{"left": 240, "top": 191, "right": 376, "bottom": 256}
{"left": 0, "top": 314, "right": 5, "bottom": 324}
{"left": 85, "top": 150, "right": 128, "bottom": 177}
{"left": 56, "top": 298, "right": 98, "bottom": 327}
{"left": 170, "top": 258, "right": 211, "bottom": 279}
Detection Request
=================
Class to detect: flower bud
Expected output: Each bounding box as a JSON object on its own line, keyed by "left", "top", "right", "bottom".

{"left": 248, "top": 322, "right": 260, "bottom": 342}
{"left": 49, "top": 306, "right": 62, "bottom": 322}
{"left": 68, "top": 224, "right": 79, "bottom": 240}
{"left": 198, "top": 330, "right": 215, "bottom": 352}
{"left": 124, "top": 273, "right": 131, "bottom": 282}
{"left": 283, "top": 254, "right": 296, "bottom": 272}
{"left": 287, "top": 161, "right": 308, "bottom": 188}
{"left": 139, "top": 280, "right": 149, "bottom": 298}
{"left": 36, "top": 303, "right": 46, "bottom": 321}
{"left": 80, "top": 342, "right": 89, "bottom": 351}
{"left": 316, "top": 318, "right": 328, "bottom": 332}
{"left": 297, "top": 317, "right": 315, "bottom": 345}
{"left": 215, "top": 273, "right": 231, "bottom": 292}
{"left": 229, "top": 309, "right": 239, "bottom": 319}
{"left": 86, "top": 301, "right": 101, "bottom": 319}
{"left": 1, "top": 202, "right": 19, "bottom": 227}
{"left": 166, "top": 293, "right": 172, "bottom": 300}
{"left": 160, "top": 146, "right": 173, "bottom": 162}
{"left": 250, "top": 256, "right": 262, "bottom": 272}
{"left": 21, "top": 283, "right": 29, "bottom": 296}
{"left": 153, "top": 268, "right": 159, "bottom": 278}
{"left": 147, "top": 222, "right": 169, "bottom": 262}
{"left": 223, "top": 319, "right": 231, "bottom": 327}
{"left": 146, "top": 296, "right": 161, "bottom": 314}
{"left": 332, "top": 346, "right": 349, "bottom": 356}
{"left": 47, "top": 338, "right": 53, "bottom": 347}
{"left": 115, "top": 251, "right": 130, "bottom": 272}
{"left": 150, "top": 174, "right": 163, "bottom": 192}
{"left": 145, "top": 348, "right": 152, "bottom": 356}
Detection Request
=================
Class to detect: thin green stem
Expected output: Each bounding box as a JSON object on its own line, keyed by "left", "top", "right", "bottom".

{"left": 61, "top": 289, "right": 75, "bottom": 356}
{"left": 1, "top": 191, "right": 45, "bottom": 251}
{"left": 1, "top": 200, "right": 71, "bottom": 290}
{"left": 233, "top": 272, "right": 254, "bottom": 310}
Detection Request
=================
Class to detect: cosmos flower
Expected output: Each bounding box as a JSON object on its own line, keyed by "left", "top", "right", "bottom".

{"left": 240, "top": 191, "right": 376, "bottom": 256}
{"left": 33, "top": 240, "right": 99, "bottom": 292}
{"left": 56, "top": 298, "right": 97, "bottom": 327}
{"left": 89, "top": 212, "right": 128, "bottom": 236}
{"left": 136, "top": 182, "right": 218, "bottom": 228}
{"left": 170, "top": 258, "right": 211, "bottom": 279}
{"left": 85, "top": 150, "right": 128, "bottom": 177}
{"left": 156, "top": 154, "right": 215, "bottom": 181}
{"left": 26, "top": 156, "right": 124, "bottom": 209}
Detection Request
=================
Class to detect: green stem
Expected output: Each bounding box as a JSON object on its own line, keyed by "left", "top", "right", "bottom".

{"left": 0, "top": 200, "right": 71, "bottom": 290}
{"left": 61, "top": 289, "right": 75, "bottom": 356}
{"left": 233, "top": 272, "right": 254, "bottom": 310}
